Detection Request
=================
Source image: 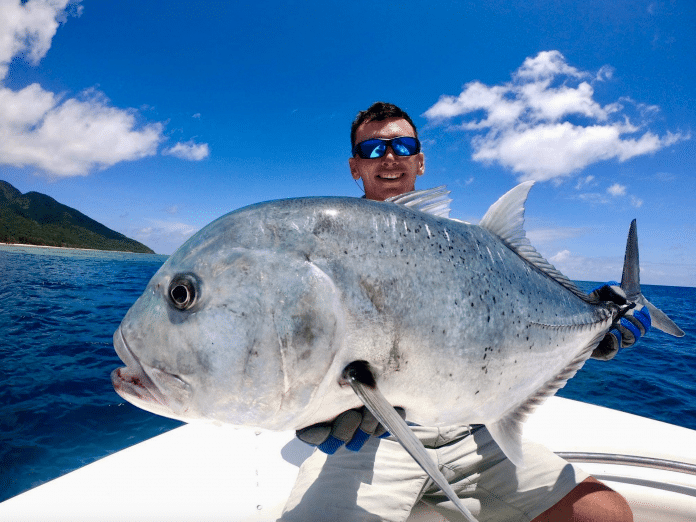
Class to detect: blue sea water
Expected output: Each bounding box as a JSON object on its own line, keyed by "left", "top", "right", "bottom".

{"left": 1, "top": 245, "right": 694, "bottom": 503}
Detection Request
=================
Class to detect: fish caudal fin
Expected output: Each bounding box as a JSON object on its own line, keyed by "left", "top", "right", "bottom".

{"left": 342, "top": 361, "right": 480, "bottom": 522}
{"left": 620, "top": 220, "right": 684, "bottom": 338}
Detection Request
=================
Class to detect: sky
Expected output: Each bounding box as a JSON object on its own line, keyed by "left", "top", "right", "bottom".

{"left": 1, "top": 0, "right": 694, "bottom": 287}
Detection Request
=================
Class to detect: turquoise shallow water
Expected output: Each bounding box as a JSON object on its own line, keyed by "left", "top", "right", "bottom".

{"left": 1, "top": 245, "right": 694, "bottom": 502}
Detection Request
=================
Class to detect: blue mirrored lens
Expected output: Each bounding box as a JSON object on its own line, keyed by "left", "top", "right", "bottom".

{"left": 354, "top": 137, "right": 420, "bottom": 159}
{"left": 367, "top": 142, "right": 386, "bottom": 158}
{"left": 392, "top": 137, "right": 418, "bottom": 156}
{"left": 354, "top": 140, "right": 385, "bottom": 159}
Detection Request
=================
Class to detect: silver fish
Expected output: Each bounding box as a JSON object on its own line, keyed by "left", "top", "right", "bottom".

{"left": 112, "top": 182, "right": 683, "bottom": 521}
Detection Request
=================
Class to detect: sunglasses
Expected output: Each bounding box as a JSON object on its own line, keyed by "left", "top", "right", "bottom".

{"left": 352, "top": 136, "right": 421, "bottom": 159}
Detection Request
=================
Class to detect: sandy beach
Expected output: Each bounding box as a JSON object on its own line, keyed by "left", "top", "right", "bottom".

{"left": 0, "top": 242, "right": 159, "bottom": 255}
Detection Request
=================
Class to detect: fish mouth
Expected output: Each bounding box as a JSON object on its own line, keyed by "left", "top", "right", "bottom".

{"left": 111, "top": 328, "right": 176, "bottom": 415}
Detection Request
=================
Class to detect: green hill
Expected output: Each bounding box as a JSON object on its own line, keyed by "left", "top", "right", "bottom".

{"left": 0, "top": 180, "right": 155, "bottom": 254}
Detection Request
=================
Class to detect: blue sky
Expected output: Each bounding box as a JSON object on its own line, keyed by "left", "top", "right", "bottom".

{"left": 1, "top": 0, "right": 694, "bottom": 287}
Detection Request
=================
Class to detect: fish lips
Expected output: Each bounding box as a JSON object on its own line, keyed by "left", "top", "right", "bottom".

{"left": 111, "top": 328, "right": 192, "bottom": 420}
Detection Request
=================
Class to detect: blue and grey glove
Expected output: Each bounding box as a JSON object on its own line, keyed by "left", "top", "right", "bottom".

{"left": 296, "top": 406, "right": 405, "bottom": 454}
{"left": 589, "top": 281, "right": 651, "bottom": 361}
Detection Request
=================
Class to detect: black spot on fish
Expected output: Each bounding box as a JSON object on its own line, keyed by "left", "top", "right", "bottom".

{"left": 360, "top": 277, "right": 388, "bottom": 313}
{"left": 195, "top": 350, "right": 213, "bottom": 373}
{"left": 387, "top": 335, "right": 402, "bottom": 372}
{"left": 313, "top": 215, "right": 341, "bottom": 236}
{"left": 292, "top": 313, "right": 318, "bottom": 346}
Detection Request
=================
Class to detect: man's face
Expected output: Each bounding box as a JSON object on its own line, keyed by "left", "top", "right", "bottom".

{"left": 349, "top": 117, "right": 425, "bottom": 201}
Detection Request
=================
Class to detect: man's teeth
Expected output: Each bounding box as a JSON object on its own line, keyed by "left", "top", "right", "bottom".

{"left": 379, "top": 173, "right": 403, "bottom": 179}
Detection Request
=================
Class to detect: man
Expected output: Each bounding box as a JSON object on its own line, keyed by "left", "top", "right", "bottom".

{"left": 280, "top": 102, "right": 648, "bottom": 522}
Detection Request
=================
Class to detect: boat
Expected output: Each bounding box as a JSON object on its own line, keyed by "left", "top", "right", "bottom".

{"left": 1, "top": 396, "right": 695, "bottom": 521}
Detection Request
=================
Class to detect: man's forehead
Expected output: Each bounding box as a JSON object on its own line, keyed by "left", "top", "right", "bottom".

{"left": 355, "top": 117, "right": 415, "bottom": 141}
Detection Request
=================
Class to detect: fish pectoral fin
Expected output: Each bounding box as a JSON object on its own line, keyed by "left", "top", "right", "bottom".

{"left": 342, "top": 361, "right": 479, "bottom": 522}
{"left": 486, "top": 414, "right": 525, "bottom": 468}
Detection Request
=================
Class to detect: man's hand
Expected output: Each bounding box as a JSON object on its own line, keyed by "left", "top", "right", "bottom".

{"left": 296, "top": 406, "right": 405, "bottom": 454}
{"left": 589, "top": 281, "right": 651, "bottom": 360}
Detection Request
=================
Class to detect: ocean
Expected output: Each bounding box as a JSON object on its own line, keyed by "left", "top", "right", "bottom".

{"left": 1, "top": 245, "right": 694, "bottom": 503}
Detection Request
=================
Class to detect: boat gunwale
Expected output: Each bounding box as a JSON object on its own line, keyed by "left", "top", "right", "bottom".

{"left": 557, "top": 451, "right": 696, "bottom": 476}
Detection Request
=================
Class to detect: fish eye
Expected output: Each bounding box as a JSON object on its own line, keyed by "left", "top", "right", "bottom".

{"left": 168, "top": 274, "right": 198, "bottom": 311}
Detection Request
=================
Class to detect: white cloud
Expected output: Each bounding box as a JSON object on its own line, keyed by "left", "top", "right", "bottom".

{"left": 547, "top": 250, "right": 622, "bottom": 282}
{"left": 575, "top": 175, "right": 596, "bottom": 190}
{"left": 162, "top": 140, "right": 210, "bottom": 161}
{"left": 527, "top": 227, "right": 589, "bottom": 246}
{"left": 540, "top": 248, "right": 694, "bottom": 287}
{"left": 0, "top": 86, "right": 163, "bottom": 176}
{"left": 0, "top": 0, "right": 202, "bottom": 177}
{"left": 137, "top": 220, "right": 198, "bottom": 239}
{"left": 0, "top": 0, "right": 164, "bottom": 176}
{"left": 0, "top": 0, "right": 79, "bottom": 79}
{"left": 424, "top": 50, "right": 688, "bottom": 182}
{"left": 576, "top": 183, "right": 643, "bottom": 208}
{"left": 133, "top": 219, "right": 199, "bottom": 253}
{"left": 605, "top": 183, "right": 643, "bottom": 208}
{"left": 607, "top": 183, "right": 627, "bottom": 196}
{"left": 549, "top": 249, "right": 572, "bottom": 264}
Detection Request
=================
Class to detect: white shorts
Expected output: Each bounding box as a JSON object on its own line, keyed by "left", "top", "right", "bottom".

{"left": 279, "top": 425, "right": 589, "bottom": 522}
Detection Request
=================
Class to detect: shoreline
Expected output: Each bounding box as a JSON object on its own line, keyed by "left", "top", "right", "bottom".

{"left": 0, "top": 242, "right": 159, "bottom": 255}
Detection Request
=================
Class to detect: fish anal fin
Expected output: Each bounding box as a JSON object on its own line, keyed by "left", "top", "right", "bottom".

{"left": 487, "top": 323, "right": 609, "bottom": 467}
{"left": 487, "top": 413, "right": 525, "bottom": 468}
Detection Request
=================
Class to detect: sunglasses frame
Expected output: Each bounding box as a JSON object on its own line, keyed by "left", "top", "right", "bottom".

{"left": 352, "top": 136, "right": 421, "bottom": 159}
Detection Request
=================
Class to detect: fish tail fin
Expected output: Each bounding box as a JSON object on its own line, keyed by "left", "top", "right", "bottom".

{"left": 620, "top": 220, "right": 684, "bottom": 337}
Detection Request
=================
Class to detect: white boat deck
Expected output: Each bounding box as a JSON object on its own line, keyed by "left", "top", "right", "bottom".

{"left": 2, "top": 397, "right": 695, "bottom": 521}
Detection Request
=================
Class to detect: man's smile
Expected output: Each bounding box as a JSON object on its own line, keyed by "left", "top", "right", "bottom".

{"left": 377, "top": 172, "right": 405, "bottom": 180}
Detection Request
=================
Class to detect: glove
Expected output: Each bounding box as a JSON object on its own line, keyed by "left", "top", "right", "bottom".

{"left": 589, "top": 281, "right": 651, "bottom": 361}
{"left": 296, "top": 406, "right": 405, "bottom": 454}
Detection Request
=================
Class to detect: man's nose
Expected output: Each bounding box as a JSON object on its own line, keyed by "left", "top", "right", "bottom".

{"left": 381, "top": 146, "right": 398, "bottom": 163}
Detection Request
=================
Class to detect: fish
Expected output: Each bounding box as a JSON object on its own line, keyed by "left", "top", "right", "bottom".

{"left": 112, "top": 182, "right": 683, "bottom": 521}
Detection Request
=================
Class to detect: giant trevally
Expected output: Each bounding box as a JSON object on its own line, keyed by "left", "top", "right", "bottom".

{"left": 112, "top": 182, "right": 683, "bottom": 521}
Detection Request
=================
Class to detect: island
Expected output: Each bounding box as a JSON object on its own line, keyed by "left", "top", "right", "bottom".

{"left": 0, "top": 180, "right": 155, "bottom": 254}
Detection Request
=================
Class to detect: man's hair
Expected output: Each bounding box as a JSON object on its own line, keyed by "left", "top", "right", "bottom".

{"left": 350, "top": 102, "right": 418, "bottom": 151}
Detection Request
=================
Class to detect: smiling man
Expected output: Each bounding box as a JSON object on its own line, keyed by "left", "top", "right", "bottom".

{"left": 349, "top": 102, "right": 425, "bottom": 201}
{"left": 282, "top": 102, "right": 642, "bottom": 522}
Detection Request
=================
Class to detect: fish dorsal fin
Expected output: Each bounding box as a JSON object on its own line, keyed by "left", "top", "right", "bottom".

{"left": 387, "top": 186, "right": 452, "bottom": 218}
{"left": 479, "top": 182, "right": 588, "bottom": 301}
